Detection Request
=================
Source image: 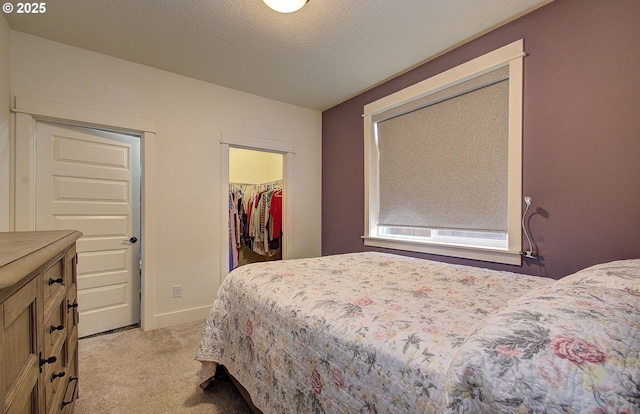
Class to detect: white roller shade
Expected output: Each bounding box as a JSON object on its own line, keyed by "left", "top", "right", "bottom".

{"left": 375, "top": 67, "right": 509, "bottom": 232}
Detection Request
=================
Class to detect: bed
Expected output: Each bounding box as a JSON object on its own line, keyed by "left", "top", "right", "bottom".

{"left": 196, "top": 252, "right": 640, "bottom": 413}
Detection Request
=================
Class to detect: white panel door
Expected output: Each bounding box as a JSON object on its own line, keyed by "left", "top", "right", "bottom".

{"left": 35, "top": 122, "right": 141, "bottom": 337}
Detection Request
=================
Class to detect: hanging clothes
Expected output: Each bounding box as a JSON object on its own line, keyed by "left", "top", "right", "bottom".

{"left": 229, "top": 181, "right": 283, "bottom": 269}
{"left": 229, "top": 191, "right": 239, "bottom": 269}
{"left": 269, "top": 189, "right": 283, "bottom": 241}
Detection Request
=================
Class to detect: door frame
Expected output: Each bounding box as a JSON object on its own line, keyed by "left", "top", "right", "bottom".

{"left": 220, "top": 131, "right": 295, "bottom": 284}
{"left": 12, "top": 96, "right": 157, "bottom": 331}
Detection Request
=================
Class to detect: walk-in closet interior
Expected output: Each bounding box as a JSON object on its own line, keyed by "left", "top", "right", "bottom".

{"left": 228, "top": 148, "right": 284, "bottom": 270}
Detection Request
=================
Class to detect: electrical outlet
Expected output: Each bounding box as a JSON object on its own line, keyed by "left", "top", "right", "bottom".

{"left": 173, "top": 285, "right": 182, "bottom": 298}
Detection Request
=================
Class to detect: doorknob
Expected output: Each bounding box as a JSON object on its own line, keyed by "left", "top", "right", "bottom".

{"left": 124, "top": 237, "right": 138, "bottom": 244}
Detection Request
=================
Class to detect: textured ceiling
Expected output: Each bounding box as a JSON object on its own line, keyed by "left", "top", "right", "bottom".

{"left": 4, "top": 0, "right": 549, "bottom": 111}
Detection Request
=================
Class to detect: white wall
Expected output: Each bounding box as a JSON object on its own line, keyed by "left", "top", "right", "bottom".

{"left": 0, "top": 16, "right": 10, "bottom": 232}
{"left": 10, "top": 32, "right": 322, "bottom": 329}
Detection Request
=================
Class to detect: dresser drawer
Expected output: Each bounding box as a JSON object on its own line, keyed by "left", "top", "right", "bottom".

{"left": 66, "top": 292, "right": 78, "bottom": 334}
{"left": 44, "top": 298, "right": 66, "bottom": 357}
{"left": 67, "top": 319, "right": 78, "bottom": 365}
{"left": 64, "top": 246, "right": 77, "bottom": 291}
{"left": 44, "top": 340, "right": 67, "bottom": 413}
{"left": 60, "top": 353, "right": 78, "bottom": 413}
{"left": 42, "top": 258, "right": 65, "bottom": 308}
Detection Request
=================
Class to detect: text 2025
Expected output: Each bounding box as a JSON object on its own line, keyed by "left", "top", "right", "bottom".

{"left": 17, "top": 2, "right": 46, "bottom": 13}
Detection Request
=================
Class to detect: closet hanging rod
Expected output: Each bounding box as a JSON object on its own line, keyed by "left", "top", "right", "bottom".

{"left": 229, "top": 180, "right": 283, "bottom": 186}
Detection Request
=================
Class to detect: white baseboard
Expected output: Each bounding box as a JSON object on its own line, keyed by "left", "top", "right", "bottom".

{"left": 142, "top": 305, "right": 212, "bottom": 331}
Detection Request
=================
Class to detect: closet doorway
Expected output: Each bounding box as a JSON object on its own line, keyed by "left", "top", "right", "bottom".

{"left": 220, "top": 134, "right": 295, "bottom": 283}
{"left": 229, "top": 148, "right": 283, "bottom": 269}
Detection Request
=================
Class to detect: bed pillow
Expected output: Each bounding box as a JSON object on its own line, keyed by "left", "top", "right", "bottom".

{"left": 442, "top": 276, "right": 640, "bottom": 413}
{"left": 554, "top": 258, "right": 640, "bottom": 294}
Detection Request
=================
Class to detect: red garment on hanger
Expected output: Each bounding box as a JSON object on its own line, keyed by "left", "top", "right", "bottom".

{"left": 270, "top": 189, "right": 283, "bottom": 238}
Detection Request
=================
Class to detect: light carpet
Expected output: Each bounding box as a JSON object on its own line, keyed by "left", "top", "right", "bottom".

{"left": 75, "top": 319, "right": 252, "bottom": 414}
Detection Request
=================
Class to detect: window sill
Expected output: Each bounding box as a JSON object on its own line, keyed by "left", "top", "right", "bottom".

{"left": 362, "top": 236, "right": 522, "bottom": 265}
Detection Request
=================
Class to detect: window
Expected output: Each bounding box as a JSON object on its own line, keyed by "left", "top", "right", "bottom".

{"left": 363, "top": 40, "right": 524, "bottom": 265}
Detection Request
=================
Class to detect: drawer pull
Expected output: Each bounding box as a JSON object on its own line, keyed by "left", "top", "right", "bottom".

{"left": 51, "top": 371, "right": 66, "bottom": 382}
{"left": 48, "top": 277, "right": 63, "bottom": 285}
{"left": 39, "top": 353, "right": 57, "bottom": 372}
{"left": 50, "top": 324, "right": 64, "bottom": 334}
{"left": 61, "top": 377, "right": 79, "bottom": 409}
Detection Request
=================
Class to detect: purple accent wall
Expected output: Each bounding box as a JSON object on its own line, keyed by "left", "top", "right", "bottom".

{"left": 321, "top": 0, "right": 640, "bottom": 279}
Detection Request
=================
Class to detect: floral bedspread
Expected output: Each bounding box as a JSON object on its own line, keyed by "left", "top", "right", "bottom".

{"left": 195, "top": 252, "right": 550, "bottom": 413}
{"left": 444, "top": 259, "right": 640, "bottom": 413}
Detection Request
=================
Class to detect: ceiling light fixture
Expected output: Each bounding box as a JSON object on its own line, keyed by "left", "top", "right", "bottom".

{"left": 263, "top": 0, "right": 309, "bottom": 13}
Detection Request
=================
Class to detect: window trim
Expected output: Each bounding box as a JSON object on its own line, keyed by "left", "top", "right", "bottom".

{"left": 363, "top": 40, "right": 524, "bottom": 265}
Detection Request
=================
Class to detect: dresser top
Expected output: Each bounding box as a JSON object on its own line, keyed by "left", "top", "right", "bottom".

{"left": 0, "top": 230, "right": 83, "bottom": 290}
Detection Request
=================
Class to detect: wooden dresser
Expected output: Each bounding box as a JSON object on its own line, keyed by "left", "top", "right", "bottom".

{"left": 0, "top": 230, "right": 82, "bottom": 414}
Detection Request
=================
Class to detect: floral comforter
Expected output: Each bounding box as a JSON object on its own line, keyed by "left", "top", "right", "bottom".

{"left": 444, "top": 259, "right": 640, "bottom": 413}
{"left": 195, "top": 252, "right": 551, "bottom": 413}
